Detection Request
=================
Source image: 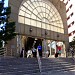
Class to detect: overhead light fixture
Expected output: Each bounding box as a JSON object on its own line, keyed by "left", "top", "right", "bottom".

{"left": 29, "top": 27, "right": 32, "bottom": 32}
{"left": 45, "top": 31, "right": 48, "bottom": 35}
{"left": 35, "top": 38, "right": 37, "bottom": 40}
{"left": 57, "top": 34, "right": 59, "bottom": 37}
{"left": 60, "top": 0, "right": 63, "bottom": 1}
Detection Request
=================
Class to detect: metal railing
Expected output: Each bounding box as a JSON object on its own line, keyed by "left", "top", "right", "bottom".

{"left": 0, "top": 47, "right": 6, "bottom": 56}
{"left": 36, "top": 48, "right": 42, "bottom": 73}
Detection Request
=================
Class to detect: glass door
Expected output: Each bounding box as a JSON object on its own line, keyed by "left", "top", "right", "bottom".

{"left": 49, "top": 41, "right": 56, "bottom": 57}
{"left": 42, "top": 40, "right": 56, "bottom": 58}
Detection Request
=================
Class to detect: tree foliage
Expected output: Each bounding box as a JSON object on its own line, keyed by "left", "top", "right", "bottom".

{"left": 69, "top": 36, "right": 75, "bottom": 48}
{"left": 0, "top": 0, "right": 16, "bottom": 48}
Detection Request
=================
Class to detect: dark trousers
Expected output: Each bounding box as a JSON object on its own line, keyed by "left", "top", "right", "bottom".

{"left": 33, "top": 52, "right": 36, "bottom": 57}
{"left": 38, "top": 50, "right": 42, "bottom": 57}
{"left": 55, "top": 53, "right": 59, "bottom": 58}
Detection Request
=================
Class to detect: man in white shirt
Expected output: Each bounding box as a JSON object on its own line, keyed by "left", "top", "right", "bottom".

{"left": 27, "top": 48, "right": 32, "bottom": 58}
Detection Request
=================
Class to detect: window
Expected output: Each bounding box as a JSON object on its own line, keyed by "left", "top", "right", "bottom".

{"left": 46, "top": 24, "right": 50, "bottom": 30}
{"left": 23, "top": 2, "right": 28, "bottom": 7}
{"left": 65, "top": 1, "right": 68, "bottom": 5}
{"left": 68, "top": 33, "right": 71, "bottom": 36}
{"left": 25, "top": 13, "right": 30, "bottom": 18}
{"left": 61, "top": 29, "right": 64, "bottom": 33}
{"left": 53, "top": 26, "right": 57, "bottom": 32}
{"left": 51, "top": 25, "right": 54, "bottom": 31}
{"left": 18, "top": 0, "right": 64, "bottom": 33}
{"left": 37, "top": 21, "right": 41, "bottom": 28}
{"left": 73, "top": 30, "right": 75, "bottom": 34}
{"left": 18, "top": 16, "right": 24, "bottom": 23}
{"left": 67, "top": 16, "right": 70, "bottom": 20}
{"left": 68, "top": 21, "right": 74, "bottom": 28}
{"left": 20, "top": 6, "right": 26, "bottom": 11}
{"left": 70, "top": 4, "right": 72, "bottom": 9}
{"left": 31, "top": 19, "right": 36, "bottom": 27}
{"left": 72, "top": 21, "right": 74, "bottom": 25}
{"left": 33, "top": 9, "right": 38, "bottom": 15}
{"left": 66, "top": 8, "right": 69, "bottom": 13}
{"left": 42, "top": 23, "right": 45, "bottom": 29}
{"left": 31, "top": 14, "right": 36, "bottom": 19}
{"left": 25, "top": 18, "right": 30, "bottom": 25}
{"left": 19, "top": 10, "right": 25, "bottom": 16}
{"left": 66, "top": 4, "right": 72, "bottom": 13}
{"left": 58, "top": 28, "right": 61, "bottom": 33}
{"left": 68, "top": 25, "right": 71, "bottom": 28}
{"left": 70, "top": 12, "right": 73, "bottom": 17}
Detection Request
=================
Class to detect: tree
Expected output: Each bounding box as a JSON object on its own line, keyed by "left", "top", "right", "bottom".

{"left": 69, "top": 36, "right": 75, "bottom": 48}
{"left": 0, "top": 0, "right": 16, "bottom": 48}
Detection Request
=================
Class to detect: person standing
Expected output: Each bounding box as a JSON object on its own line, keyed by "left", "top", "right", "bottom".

{"left": 32, "top": 47, "right": 37, "bottom": 57}
{"left": 27, "top": 48, "right": 32, "bottom": 58}
{"left": 20, "top": 48, "right": 24, "bottom": 57}
{"left": 37, "top": 44, "right": 42, "bottom": 57}
{"left": 70, "top": 47, "right": 74, "bottom": 57}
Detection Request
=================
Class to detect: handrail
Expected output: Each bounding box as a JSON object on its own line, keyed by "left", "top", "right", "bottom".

{"left": 36, "top": 48, "right": 42, "bottom": 73}
{"left": 0, "top": 47, "right": 6, "bottom": 56}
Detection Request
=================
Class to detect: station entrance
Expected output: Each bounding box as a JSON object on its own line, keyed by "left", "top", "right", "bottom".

{"left": 25, "top": 37, "right": 42, "bottom": 52}
{"left": 17, "top": 36, "right": 66, "bottom": 58}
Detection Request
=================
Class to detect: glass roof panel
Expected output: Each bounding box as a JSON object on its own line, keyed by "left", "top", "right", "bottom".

{"left": 19, "top": 10, "right": 25, "bottom": 16}
{"left": 23, "top": 2, "right": 29, "bottom": 7}
{"left": 31, "top": 14, "right": 36, "bottom": 19}
{"left": 36, "top": 7, "right": 42, "bottom": 12}
{"left": 20, "top": 6, "right": 26, "bottom": 11}
{"left": 33, "top": 9, "right": 38, "bottom": 15}
{"left": 18, "top": 0, "right": 64, "bottom": 33}
{"left": 25, "top": 13, "right": 30, "bottom": 18}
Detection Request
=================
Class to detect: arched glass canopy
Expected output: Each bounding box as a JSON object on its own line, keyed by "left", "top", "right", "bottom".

{"left": 18, "top": 0, "right": 64, "bottom": 33}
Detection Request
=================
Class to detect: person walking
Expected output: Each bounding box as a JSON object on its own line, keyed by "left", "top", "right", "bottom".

{"left": 37, "top": 44, "right": 42, "bottom": 57}
{"left": 20, "top": 48, "right": 24, "bottom": 57}
{"left": 27, "top": 48, "right": 32, "bottom": 58}
{"left": 70, "top": 47, "right": 74, "bottom": 57}
{"left": 32, "top": 47, "right": 37, "bottom": 57}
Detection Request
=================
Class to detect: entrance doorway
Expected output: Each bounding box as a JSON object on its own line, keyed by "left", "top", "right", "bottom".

{"left": 25, "top": 37, "right": 34, "bottom": 52}
{"left": 45, "top": 40, "right": 65, "bottom": 58}
{"left": 25, "top": 37, "right": 42, "bottom": 52}
{"left": 24, "top": 37, "right": 42, "bottom": 58}
{"left": 21, "top": 36, "right": 66, "bottom": 58}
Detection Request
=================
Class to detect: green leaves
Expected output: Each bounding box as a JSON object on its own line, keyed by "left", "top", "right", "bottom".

{"left": 69, "top": 37, "right": 75, "bottom": 48}
{"left": 0, "top": 0, "right": 16, "bottom": 47}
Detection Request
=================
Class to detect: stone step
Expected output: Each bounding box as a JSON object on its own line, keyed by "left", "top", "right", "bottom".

{"left": 0, "top": 57, "right": 75, "bottom": 75}
{"left": 0, "top": 57, "right": 40, "bottom": 75}
{"left": 41, "top": 58, "right": 75, "bottom": 73}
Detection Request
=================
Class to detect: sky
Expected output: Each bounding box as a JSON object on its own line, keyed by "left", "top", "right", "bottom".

{"left": 0, "top": 0, "right": 8, "bottom": 7}
{"left": 0, "top": 0, "right": 8, "bottom": 29}
{"left": 4, "top": 0, "right": 8, "bottom": 7}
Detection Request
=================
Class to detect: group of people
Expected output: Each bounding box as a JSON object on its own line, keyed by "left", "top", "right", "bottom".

{"left": 55, "top": 45, "right": 62, "bottom": 58}
{"left": 20, "top": 44, "right": 42, "bottom": 58}
{"left": 20, "top": 44, "right": 63, "bottom": 58}
{"left": 27, "top": 44, "right": 42, "bottom": 58}
{"left": 27, "top": 47, "right": 36, "bottom": 58}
